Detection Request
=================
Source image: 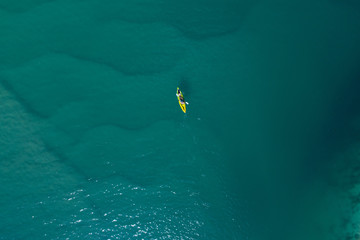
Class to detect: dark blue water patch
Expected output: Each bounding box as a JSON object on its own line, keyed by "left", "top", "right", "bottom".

{"left": 308, "top": 72, "right": 360, "bottom": 239}
{"left": 329, "top": 0, "right": 360, "bottom": 10}
{"left": 305, "top": 70, "right": 360, "bottom": 182}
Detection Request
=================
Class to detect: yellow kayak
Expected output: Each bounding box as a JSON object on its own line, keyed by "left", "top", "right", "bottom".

{"left": 176, "top": 87, "right": 186, "bottom": 113}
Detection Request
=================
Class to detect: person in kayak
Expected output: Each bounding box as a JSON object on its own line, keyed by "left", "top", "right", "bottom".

{"left": 176, "top": 89, "right": 185, "bottom": 104}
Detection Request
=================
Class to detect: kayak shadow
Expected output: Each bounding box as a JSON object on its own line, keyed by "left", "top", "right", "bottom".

{"left": 179, "top": 77, "right": 190, "bottom": 97}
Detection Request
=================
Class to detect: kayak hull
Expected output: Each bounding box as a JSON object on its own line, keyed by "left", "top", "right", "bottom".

{"left": 177, "top": 87, "right": 186, "bottom": 113}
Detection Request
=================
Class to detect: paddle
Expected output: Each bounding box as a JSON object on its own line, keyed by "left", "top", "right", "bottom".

{"left": 176, "top": 91, "right": 188, "bottom": 105}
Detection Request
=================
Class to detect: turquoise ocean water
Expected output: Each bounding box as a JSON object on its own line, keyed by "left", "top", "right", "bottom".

{"left": 1, "top": 0, "right": 360, "bottom": 239}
